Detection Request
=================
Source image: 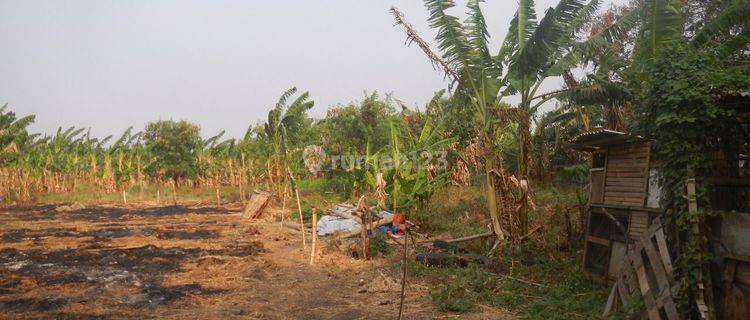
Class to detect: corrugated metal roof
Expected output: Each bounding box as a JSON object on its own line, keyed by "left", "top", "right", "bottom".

{"left": 568, "top": 129, "right": 642, "bottom": 151}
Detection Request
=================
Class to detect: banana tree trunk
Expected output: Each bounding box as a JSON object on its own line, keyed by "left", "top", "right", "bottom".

{"left": 484, "top": 157, "right": 504, "bottom": 242}
{"left": 517, "top": 110, "right": 533, "bottom": 236}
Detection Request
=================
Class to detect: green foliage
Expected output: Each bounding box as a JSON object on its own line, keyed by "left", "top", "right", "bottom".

{"left": 431, "top": 281, "right": 478, "bottom": 313}
{"left": 634, "top": 45, "right": 750, "bottom": 312}
{"left": 364, "top": 117, "right": 455, "bottom": 222}
{"left": 368, "top": 234, "right": 392, "bottom": 257}
{"left": 143, "top": 120, "right": 202, "bottom": 181}
{"left": 413, "top": 256, "right": 608, "bottom": 318}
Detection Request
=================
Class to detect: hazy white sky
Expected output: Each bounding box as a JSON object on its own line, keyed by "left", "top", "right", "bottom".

{"left": 0, "top": 0, "right": 619, "bottom": 139}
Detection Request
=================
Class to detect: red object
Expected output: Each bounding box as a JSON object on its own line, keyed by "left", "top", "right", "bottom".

{"left": 392, "top": 213, "right": 405, "bottom": 225}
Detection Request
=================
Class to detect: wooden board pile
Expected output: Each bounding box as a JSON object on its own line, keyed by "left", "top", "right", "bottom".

{"left": 603, "top": 217, "right": 679, "bottom": 319}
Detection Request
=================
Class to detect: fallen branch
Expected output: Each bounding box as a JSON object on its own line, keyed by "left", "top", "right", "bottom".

{"left": 445, "top": 231, "right": 495, "bottom": 243}
{"left": 497, "top": 274, "right": 548, "bottom": 288}
{"left": 518, "top": 225, "right": 543, "bottom": 242}
{"left": 417, "top": 231, "right": 497, "bottom": 244}
{"left": 282, "top": 221, "right": 311, "bottom": 231}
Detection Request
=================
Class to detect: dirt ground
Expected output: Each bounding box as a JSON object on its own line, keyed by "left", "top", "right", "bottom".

{"left": 0, "top": 202, "right": 515, "bottom": 319}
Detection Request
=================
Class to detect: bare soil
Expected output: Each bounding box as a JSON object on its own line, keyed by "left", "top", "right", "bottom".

{"left": 0, "top": 202, "right": 515, "bottom": 319}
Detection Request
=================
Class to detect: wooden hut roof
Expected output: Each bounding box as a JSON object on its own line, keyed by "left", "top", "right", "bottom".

{"left": 569, "top": 129, "right": 643, "bottom": 151}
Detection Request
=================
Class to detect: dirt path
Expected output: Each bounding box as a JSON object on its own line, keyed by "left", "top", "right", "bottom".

{"left": 0, "top": 203, "right": 515, "bottom": 319}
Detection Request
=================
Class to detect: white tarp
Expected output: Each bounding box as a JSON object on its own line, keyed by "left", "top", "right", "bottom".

{"left": 316, "top": 215, "right": 359, "bottom": 236}
{"left": 316, "top": 207, "right": 393, "bottom": 236}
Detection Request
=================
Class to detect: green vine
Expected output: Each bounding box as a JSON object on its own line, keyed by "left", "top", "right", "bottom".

{"left": 634, "top": 46, "right": 750, "bottom": 314}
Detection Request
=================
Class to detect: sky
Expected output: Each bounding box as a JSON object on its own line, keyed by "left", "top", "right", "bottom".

{"left": 0, "top": 0, "right": 620, "bottom": 139}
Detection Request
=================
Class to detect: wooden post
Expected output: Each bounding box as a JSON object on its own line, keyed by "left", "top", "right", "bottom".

{"left": 156, "top": 188, "right": 160, "bottom": 204}
{"left": 281, "top": 183, "right": 288, "bottom": 227}
{"left": 215, "top": 188, "right": 220, "bottom": 206}
{"left": 310, "top": 207, "right": 317, "bottom": 265}
{"left": 686, "top": 178, "right": 716, "bottom": 320}
{"left": 171, "top": 179, "right": 177, "bottom": 205}
{"left": 287, "top": 167, "right": 307, "bottom": 250}
{"left": 357, "top": 196, "right": 369, "bottom": 260}
{"left": 122, "top": 189, "right": 127, "bottom": 204}
{"left": 239, "top": 176, "right": 245, "bottom": 203}
{"left": 294, "top": 185, "right": 306, "bottom": 250}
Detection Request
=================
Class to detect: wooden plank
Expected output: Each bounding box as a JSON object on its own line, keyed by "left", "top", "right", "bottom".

{"left": 607, "top": 167, "right": 648, "bottom": 173}
{"left": 610, "top": 144, "right": 649, "bottom": 150}
{"left": 607, "top": 172, "right": 647, "bottom": 178}
{"left": 609, "top": 146, "right": 649, "bottom": 153}
{"left": 640, "top": 142, "right": 651, "bottom": 208}
{"left": 604, "top": 198, "right": 644, "bottom": 205}
{"left": 605, "top": 191, "right": 647, "bottom": 198}
{"left": 659, "top": 295, "right": 680, "bottom": 320}
{"left": 607, "top": 177, "right": 648, "bottom": 183}
{"left": 609, "top": 159, "right": 649, "bottom": 165}
{"left": 606, "top": 181, "right": 647, "bottom": 187}
{"left": 608, "top": 152, "right": 649, "bottom": 158}
{"left": 603, "top": 285, "right": 618, "bottom": 316}
{"left": 607, "top": 165, "right": 647, "bottom": 170}
{"left": 616, "top": 278, "right": 629, "bottom": 306}
{"left": 587, "top": 235, "right": 611, "bottom": 247}
{"left": 633, "top": 257, "right": 661, "bottom": 320}
{"left": 607, "top": 185, "right": 647, "bottom": 192}
{"left": 644, "top": 240, "right": 671, "bottom": 295}
{"left": 623, "top": 261, "right": 639, "bottom": 296}
{"left": 654, "top": 228, "right": 673, "bottom": 275}
{"left": 605, "top": 200, "right": 646, "bottom": 207}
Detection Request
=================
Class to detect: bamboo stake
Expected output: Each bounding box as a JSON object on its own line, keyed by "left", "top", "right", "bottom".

{"left": 171, "top": 179, "right": 177, "bottom": 205}
{"left": 310, "top": 207, "right": 317, "bottom": 265}
{"left": 280, "top": 183, "right": 288, "bottom": 228}
{"left": 156, "top": 189, "right": 160, "bottom": 204}
{"left": 357, "top": 196, "right": 369, "bottom": 260}
{"left": 294, "top": 184, "right": 306, "bottom": 250}
{"left": 215, "top": 188, "right": 220, "bottom": 206}
{"left": 287, "top": 167, "right": 306, "bottom": 250}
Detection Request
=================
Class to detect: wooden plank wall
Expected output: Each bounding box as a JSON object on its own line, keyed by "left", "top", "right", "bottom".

{"left": 591, "top": 169, "right": 605, "bottom": 204}
{"left": 628, "top": 211, "right": 649, "bottom": 239}
{"left": 604, "top": 143, "right": 650, "bottom": 207}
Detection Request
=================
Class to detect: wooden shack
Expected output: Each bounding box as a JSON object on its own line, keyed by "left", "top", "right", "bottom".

{"left": 569, "top": 130, "right": 660, "bottom": 282}
{"left": 571, "top": 128, "right": 750, "bottom": 318}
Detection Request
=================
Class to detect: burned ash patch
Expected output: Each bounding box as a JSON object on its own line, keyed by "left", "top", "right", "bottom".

{"left": 0, "top": 204, "right": 57, "bottom": 221}
{"left": 1, "top": 229, "right": 28, "bottom": 242}
{"left": 82, "top": 227, "right": 133, "bottom": 240}
{"left": 0, "top": 242, "right": 263, "bottom": 293}
{"left": 156, "top": 230, "right": 219, "bottom": 240}
{"left": 0, "top": 227, "right": 80, "bottom": 243}
{"left": 0, "top": 296, "right": 67, "bottom": 312}
{"left": 121, "top": 283, "right": 227, "bottom": 307}
{"left": 2, "top": 205, "right": 232, "bottom": 223}
{"left": 63, "top": 206, "right": 232, "bottom": 222}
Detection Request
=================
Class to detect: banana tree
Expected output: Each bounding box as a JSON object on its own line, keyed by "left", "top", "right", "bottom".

{"left": 365, "top": 117, "right": 454, "bottom": 223}
{"left": 264, "top": 87, "right": 314, "bottom": 196}
{"left": 550, "top": 0, "right": 750, "bottom": 124}
{"left": 392, "top": 0, "right": 601, "bottom": 236}
{"left": 391, "top": 1, "right": 510, "bottom": 239}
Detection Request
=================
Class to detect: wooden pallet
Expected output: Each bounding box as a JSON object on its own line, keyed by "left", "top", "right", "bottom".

{"left": 603, "top": 217, "right": 679, "bottom": 319}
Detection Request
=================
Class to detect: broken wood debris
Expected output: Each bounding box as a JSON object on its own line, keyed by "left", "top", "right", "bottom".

{"left": 242, "top": 190, "right": 272, "bottom": 219}
{"left": 603, "top": 217, "right": 679, "bottom": 320}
